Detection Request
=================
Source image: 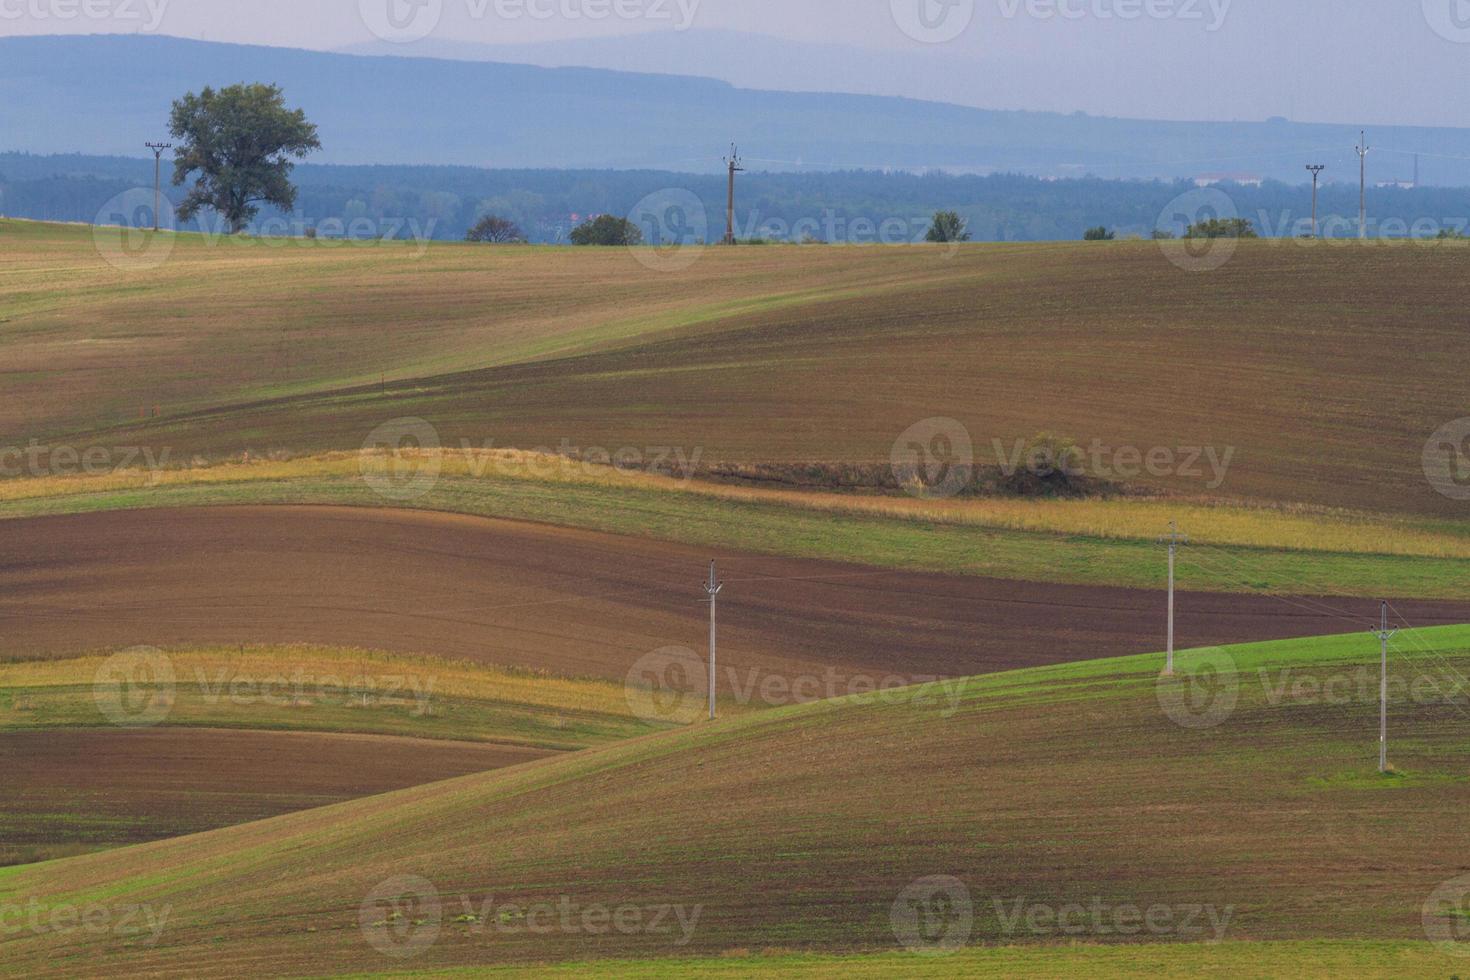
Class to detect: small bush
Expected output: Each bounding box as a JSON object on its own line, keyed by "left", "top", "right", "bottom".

{"left": 997, "top": 432, "right": 1091, "bottom": 498}
{"left": 569, "top": 215, "right": 643, "bottom": 246}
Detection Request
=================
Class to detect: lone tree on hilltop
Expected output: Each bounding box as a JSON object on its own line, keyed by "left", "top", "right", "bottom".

{"left": 169, "top": 83, "right": 321, "bottom": 234}
{"left": 465, "top": 214, "right": 526, "bottom": 243}
{"left": 926, "top": 211, "right": 971, "bottom": 243}
{"left": 570, "top": 215, "right": 643, "bottom": 246}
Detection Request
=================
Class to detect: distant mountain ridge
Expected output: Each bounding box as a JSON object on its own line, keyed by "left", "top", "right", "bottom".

{"left": 4, "top": 34, "right": 1470, "bottom": 185}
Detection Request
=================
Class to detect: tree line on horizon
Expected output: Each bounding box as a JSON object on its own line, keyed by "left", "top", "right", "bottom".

{"left": 6, "top": 83, "right": 1470, "bottom": 245}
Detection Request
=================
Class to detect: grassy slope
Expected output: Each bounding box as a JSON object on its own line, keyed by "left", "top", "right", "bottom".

{"left": 0, "top": 645, "right": 667, "bottom": 866}
{"left": 377, "top": 941, "right": 1459, "bottom": 978}
{"left": 0, "top": 220, "right": 976, "bottom": 441}
{"left": 5, "top": 220, "right": 1470, "bottom": 517}
{"left": 2, "top": 629, "right": 1468, "bottom": 977}
{"left": 2, "top": 454, "right": 1469, "bottom": 598}
{"left": 0, "top": 645, "right": 658, "bottom": 750}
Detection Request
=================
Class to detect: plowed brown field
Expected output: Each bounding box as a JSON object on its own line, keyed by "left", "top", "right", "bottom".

{"left": 0, "top": 727, "right": 549, "bottom": 864}
{"left": 3, "top": 506, "right": 1464, "bottom": 683}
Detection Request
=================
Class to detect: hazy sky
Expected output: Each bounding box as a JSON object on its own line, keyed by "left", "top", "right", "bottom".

{"left": 4, "top": 0, "right": 1469, "bottom": 126}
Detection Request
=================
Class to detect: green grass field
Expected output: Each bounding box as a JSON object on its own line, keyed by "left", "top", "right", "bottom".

{"left": 2, "top": 452, "right": 1468, "bottom": 598}
{"left": 366, "top": 941, "right": 1465, "bottom": 978}
{"left": 2, "top": 630, "right": 1468, "bottom": 976}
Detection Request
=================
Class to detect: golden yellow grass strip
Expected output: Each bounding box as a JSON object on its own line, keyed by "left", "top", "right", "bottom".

{"left": 3, "top": 448, "right": 1467, "bottom": 560}
{"left": 0, "top": 645, "right": 634, "bottom": 719}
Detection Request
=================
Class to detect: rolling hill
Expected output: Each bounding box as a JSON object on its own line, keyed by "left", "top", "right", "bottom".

{"left": 0, "top": 642, "right": 651, "bottom": 866}
{"left": 5, "top": 219, "right": 1470, "bottom": 517}
{"left": 1, "top": 630, "right": 1467, "bottom": 976}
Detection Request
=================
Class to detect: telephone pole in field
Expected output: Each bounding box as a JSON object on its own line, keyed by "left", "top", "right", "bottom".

{"left": 704, "top": 560, "right": 724, "bottom": 720}
{"left": 722, "top": 144, "right": 743, "bottom": 246}
{"left": 1372, "top": 601, "right": 1399, "bottom": 774}
{"left": 1305, "top": 165, "right": 1326, "bottom": 238}
{"left": 1160, "top": 522, "right": 1188, "bottom": 675}
{"left": 145, "top": 142, "right": 172, "bottom": 233}
{"left": 1356, "top": 131, "right": 1370, "bottom": 240}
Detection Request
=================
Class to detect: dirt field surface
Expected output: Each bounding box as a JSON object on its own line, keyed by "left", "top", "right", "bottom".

{"left": 3, "top": 506, "right": 1465, "bottom": 683}
{"left": 7, "top": 221, "right": 1470, "bottom": 516}
{"left": 0, "top": 727, "right": 549, "bottom": 864}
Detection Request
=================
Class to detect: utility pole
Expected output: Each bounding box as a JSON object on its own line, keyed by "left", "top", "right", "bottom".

{"left": 1160, "top": 522, "right": 1188, "bottom": 675}
{"left": 704, "top": 560, "right": 724, "bottom": 720}
{"left": 722, "top": 144, "right": 743, "bottom": 246}
{"left": 1356, "top": 131, "right": 1370, "bottom": 240}
{"left": 1305, "top": 165, "right": 1326, "bottom": 238}
{"left": 145, "top": 142, "right": 173, "bottom": 233}
{"left": 1372, "top": 601, "right": 1399, "bottom": 774}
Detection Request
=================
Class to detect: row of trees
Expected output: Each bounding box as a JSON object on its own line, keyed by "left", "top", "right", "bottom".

{"left": 126, "top": 81, "right": 1282, "bottom": 246}
{"left": 1083, "top": 217, "right": 1259, "bottom": 241}
{"left": 470, "top": 209, "right": 1262, "bottom": 248}
{"left": 466, "top": 210, "right": 973, "bottom": 246}
{"left": 152, "top": 84, "right": 976, "bottom": 247}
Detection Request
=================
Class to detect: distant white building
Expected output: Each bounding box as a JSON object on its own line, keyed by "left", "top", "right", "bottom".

{"left": 1194, "top": 173, "right": 1265, "bottom": 188}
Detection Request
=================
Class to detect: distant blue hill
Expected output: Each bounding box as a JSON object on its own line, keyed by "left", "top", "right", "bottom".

{"left": 3, "top": 34, "right": 1470, "bottom": 185}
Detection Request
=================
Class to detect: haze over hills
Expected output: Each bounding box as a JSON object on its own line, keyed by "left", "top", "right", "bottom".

{"left": 339, "top": 18, "right": 1470, "bottom": 130}
{"left": 5, "top": 34, "right": 1470, "bottom": 184}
